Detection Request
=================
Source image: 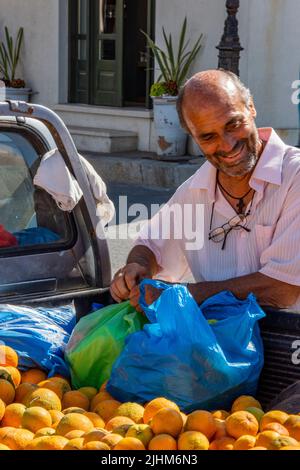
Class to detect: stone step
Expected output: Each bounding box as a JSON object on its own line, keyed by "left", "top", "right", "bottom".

{"left": 53, "top": 104, "right": 153, "bottom": 152}
{"left": 83, "top": 151, "right": 206, "bottom": 189}
{"left": 68, "top": 125, "right": 138, "bottom": 153}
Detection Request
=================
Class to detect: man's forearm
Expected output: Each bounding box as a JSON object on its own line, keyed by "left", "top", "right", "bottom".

{"left": 127, "top": 245, "right": 160, "bottom": 277}
{"left": 188, "top": 272, "right": 300, "bottom": 308}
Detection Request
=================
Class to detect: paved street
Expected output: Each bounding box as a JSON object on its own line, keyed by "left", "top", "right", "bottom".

{"left": 105, "top": 182, "right": 174, "bottom": 276}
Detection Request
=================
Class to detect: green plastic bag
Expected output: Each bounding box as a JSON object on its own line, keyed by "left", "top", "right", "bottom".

{"left": 65, "top": 301, "right": 147, "bottom": 389}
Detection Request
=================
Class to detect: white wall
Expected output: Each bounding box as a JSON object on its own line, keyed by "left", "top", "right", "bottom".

{"left": 155, "top": 0, "right": 226, "bottom": 80}
{"left": 1, "top": 0, "right": 299, "bottom": 145}
{"left": 246, "top": 0, "right": 300, "bottom": 141}
{"left": 155, "top": 0, "right": 300, "bottom": 145}
{"left": 0, "top": 0, "right": 61, "bottom": 106}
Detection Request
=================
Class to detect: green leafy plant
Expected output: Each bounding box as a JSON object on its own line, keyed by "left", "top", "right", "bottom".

{"left": 150, "top": 82, "right": 169, "bottom": 97}
{"left": 0, "top": 26, "right": 25, "bottom": 88}
{"left": 142, "top": 18, "right": 203, "bottom": 97}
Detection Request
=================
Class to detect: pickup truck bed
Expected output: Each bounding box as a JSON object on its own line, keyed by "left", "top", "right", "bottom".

{"left": 257, "top": 308, "right": 300, "bottom": 409}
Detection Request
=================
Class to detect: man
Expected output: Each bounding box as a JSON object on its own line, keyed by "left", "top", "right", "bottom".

{"left": 110, "top": 69, "right": 300, "bottom": 311}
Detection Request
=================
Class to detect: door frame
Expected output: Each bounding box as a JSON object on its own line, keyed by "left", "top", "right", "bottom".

{"left": 68, "top": 0, "right": 156, "bottom": 108}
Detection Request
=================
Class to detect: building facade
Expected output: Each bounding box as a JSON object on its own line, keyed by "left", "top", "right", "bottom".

{"left": 1, "top": 0, "right": 300, "bottom": 152}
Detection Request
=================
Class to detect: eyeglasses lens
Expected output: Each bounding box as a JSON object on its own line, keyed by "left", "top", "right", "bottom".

{"left": 209, "top": 227, "right": 225, "bottom": 242}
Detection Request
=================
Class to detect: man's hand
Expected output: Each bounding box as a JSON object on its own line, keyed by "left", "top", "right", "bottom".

{"left": 129, "top": 284, "right": 162, "bottom": 312}
{"left": 110, "top": 263, "right": 151, "bottom": 303}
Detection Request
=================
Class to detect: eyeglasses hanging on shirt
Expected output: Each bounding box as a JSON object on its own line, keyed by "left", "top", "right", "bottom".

{"left": 208, "top": 172, "right": 255, "bottom": 250}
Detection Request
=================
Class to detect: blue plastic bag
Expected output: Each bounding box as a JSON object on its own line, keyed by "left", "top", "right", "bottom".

{"left": 0, "top": 304, "right": 76, "bottom": 377}
{"left": 14, "top": 227, "right": 60, "bottom": 246}
{"left": 107, "top": 280, "right": 266, "bottom": 412}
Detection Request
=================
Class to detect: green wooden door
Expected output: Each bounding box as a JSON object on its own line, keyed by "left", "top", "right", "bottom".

{"left": 92, "top": 0, "right": 123, "bottom": 106}
{"left": 70, "top": 0, "right": 154, "bottom": 107}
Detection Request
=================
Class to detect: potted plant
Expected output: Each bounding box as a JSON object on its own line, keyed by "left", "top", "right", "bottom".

{"left": 142, "top": 18, "right": 203, "bottom": 158}
{"left": 0, "top": 26, "right": 32, "bottom": 102}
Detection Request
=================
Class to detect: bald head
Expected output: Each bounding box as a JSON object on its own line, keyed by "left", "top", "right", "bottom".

{"left": 177, "top": 69, "right": 252, "bottom": 133}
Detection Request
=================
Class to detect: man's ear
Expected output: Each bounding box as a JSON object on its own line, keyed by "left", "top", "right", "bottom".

{"left": 248, "top": 96, "right": 257, "bottom": 118}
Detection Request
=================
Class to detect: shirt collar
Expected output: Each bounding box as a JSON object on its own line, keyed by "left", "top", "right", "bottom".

{"left": 188, "top": 128, "right": 287, "bottom": 200}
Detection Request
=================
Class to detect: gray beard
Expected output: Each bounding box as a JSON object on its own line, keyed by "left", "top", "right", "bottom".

{"left": 218, "top": 152, "right": 258, "bottom": 177}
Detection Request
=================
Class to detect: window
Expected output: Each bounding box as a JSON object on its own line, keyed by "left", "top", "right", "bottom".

{"left": 0, "top": 129, "right": 74, "bottom": 252}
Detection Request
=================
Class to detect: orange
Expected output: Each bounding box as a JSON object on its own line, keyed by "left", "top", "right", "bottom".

{"left": 83, "top": 441, "right": 111, "bottom": 450}
{"left": 267, "top": 436, "right": 299, "bottom": 450}
{"left": 263, "top": 422, "right": 289, "bottom": 436}
{"left": 0, "top": 398, "right": 5, "bottom": 420}
{"left": 148, "top": 434, "right": 177, "bottom": 450}
{"left": 284, "top": 415, "right": 300, "bottom": 440}
{"left": 21, "top": 368, "right": 47, "bottom": 384}
{"left": 113, "top": 424, "right": 135, "bottom": 437}
{"left": 0, "top": 444, "right": 10, "bottom": 450}
{"left": 38, "top": 378, "right": 71, "bottom": 400}
{"left": 49, "top": 409, "right": 64, "bottom": 424}
{"left": 64, "top": 430, "right": 86, "bottom": 439}
{"left": 114, "top": 402, "right": 145, "bottom": 424}
{"left": 233, "top": 435, "right": 256, "bottom": 450}
{"left": 150, "top": 408, "right": 183, "bottom": 438}
{"left": 101, "top": 433, "right": 123, "bottom": 449}
{"left": 249, "top": 446, "right": 267, "bottom": 450}
{"left": 24, "top": 387, "right": 62, "bottom": 411}
{"left": 213, "top": 418, "right": 228, "bottom": 440}
{"left": 0, "top": 427, "right": 34, "bottom": 449}
{"left": 26, "top": 435, "right": 68, "bottom": 450}
{"left": 0, "top": 379, "right": 15, "bottom": 405}
{"left": 91, "top": 391, "right": 115, "bottom": 410}
{"left": 84, "top": 412, "right": 105, "bottom": 428}
{"left": 256, "top": 430, "right": 281, "bottom": 449}
{"left": 93, "top": 399, "right": 121, "bottom": 423}
{"left": 64, "top": 437, "right": 84, "bottom": 450}
{"left": 105, "top": 416, "right": 135, "bottom": 432}
{"left": 4, "top": 367, "right": 21, "bottom": 388}
{"left": 126, "top": 424, "right": 154, "bottom": 447}
{"left": 225, "top": 411, "right": 259, "bottom": 439}
{"left": 260, "top": 410, "right": 289, "bottom": 431}
{"left": 99, "top": 380, "right": 108, "bottom": 392}
{"left": 61, "top": 390, "right": 89, "bottom": 411}
{"left": 178, "top": 431, "right": 209, "bottom": 450}
{"left": 280, "top": 446, "right": 300, "bottom": 450}
{"left": 63, "top": 407, "right": 86, "bottom": 414}
{"left": 143, "top": 397, "right": 180, "bottom": 424}
{"left": 55, "top": 413, "right": 93, "bottom": 436}
{"left": 0, "top": 345, "right": 18, "bottom": 367}
{"left": 114, "top": 437, "right": 145, "bottom": 450}
{"left": 209, "top": 437, "right": 235, "bottom": 450}
{"left": 78, "top": 387, "right": 98, "bottom": 400}
{"left": 49, "top": 375, "right": 70, "bottom": 384}
{"left": 231, "top": 395, "right": 262, "bottom": 413}
{"left": 245, "top": 407, "right": 265, "bottom": 424}
{"left": 185, "top": 410, "right": 216, "bottom": 440}
{"left": 181, "top": 412, "right": 188, "bottom": 426}
{"left": 1, "top": 403, "right": 26, "bottom": 427}
{"left": 35, "top": 427, "right": 56, "bottom": 437}
{"left": 15, "top": 383, "right": 37, "bottom": 404}
{"left": 22, "top": 406, "right": 52, "bottom": 433}
{"left": 0, "top": 367, "right": 14, "bottom": 386}
{"left": 212, "top": 410, "right": 230, "bottom": 420}
{"left": 82, "top": 429, "right": 109, "bottom": 443}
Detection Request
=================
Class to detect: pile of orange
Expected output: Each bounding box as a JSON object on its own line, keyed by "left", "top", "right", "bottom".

{"left": 0, "top": 345, "right": 300, "bottom": 450}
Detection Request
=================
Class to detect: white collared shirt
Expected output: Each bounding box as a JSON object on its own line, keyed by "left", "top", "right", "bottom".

{"left": 135, "top": 128, "right": 300, "bottom": 312}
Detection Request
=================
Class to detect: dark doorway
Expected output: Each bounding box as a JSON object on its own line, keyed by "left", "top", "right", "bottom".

{"left": 123, "top": 0, "right": 148, "bottom": 106}
{"left": 69, "top": 0, "right": 154, "bottom": 108}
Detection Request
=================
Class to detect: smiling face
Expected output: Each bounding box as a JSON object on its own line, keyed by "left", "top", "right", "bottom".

{"left": 182, "top": 78, "right": 261, "bottom": 177}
